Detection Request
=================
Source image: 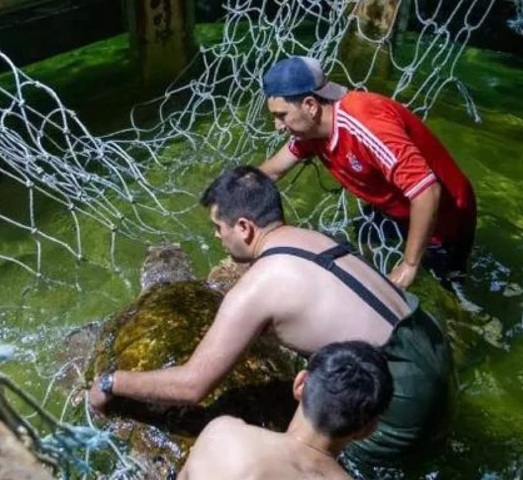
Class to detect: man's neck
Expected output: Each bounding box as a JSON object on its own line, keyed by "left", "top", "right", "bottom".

{"left": 286, "top": 407, "right": 348, "bottom": 459}
{"left": 317, "top": 103, "right": 334, "bottom": 139}
{"left": 252, "top": 222, "right": 286, "bottom": 258}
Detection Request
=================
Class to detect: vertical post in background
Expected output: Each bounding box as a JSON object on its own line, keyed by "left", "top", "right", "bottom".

{"left": 338, "top": 0, "right": 401, "bottom": 90}
{"left": 394, "top": 0, "right": 413, "bottom": 48}
{"left": 125, "top": 0, "right": 196, "bottom": 88}
{"left": 353, "top": 0, "right": 398, "bottom": 36}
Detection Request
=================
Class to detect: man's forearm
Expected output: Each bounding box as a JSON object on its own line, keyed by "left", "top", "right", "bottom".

{"left": 404, "top": 183, "right": 441, "bottom": 266}
{"left": 259, "top": 160, "right": 282, "bottom": 181}
{"left": 259, "top": 144, "right": 300, "bottom": 182}
{"left": 112, "top": 367, "right": 202, "bottom": 405}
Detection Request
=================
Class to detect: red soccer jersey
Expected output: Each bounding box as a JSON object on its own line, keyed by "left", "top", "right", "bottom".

{"left": 288, "top": 91, "right": 476, "bottom": 245}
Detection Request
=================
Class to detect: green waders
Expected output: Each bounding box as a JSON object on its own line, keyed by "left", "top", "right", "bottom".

{"left": 256, "top": 245, "right": 456, "bottom": 474}
{"left": 346, "top": 293, "right": 456, "bottom": 469}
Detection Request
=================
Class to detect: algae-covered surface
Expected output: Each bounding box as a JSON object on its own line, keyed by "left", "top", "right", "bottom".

{"left": 0, "top": 25, "right": 522, "bottom": 479}
{"left": 84, "top": 279, "right": 298, "bottom": 473}
{"left": 91, "top": 280, "right": 297, "bottom": 389}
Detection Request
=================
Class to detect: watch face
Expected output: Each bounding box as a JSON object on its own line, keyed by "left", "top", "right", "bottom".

{"left": 99, "top": 373, "right": 113, "bottom": 394}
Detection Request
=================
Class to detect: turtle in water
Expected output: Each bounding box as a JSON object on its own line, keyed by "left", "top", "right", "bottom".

{"left": 72, "top": 244, "right": 299, "bottom": 477}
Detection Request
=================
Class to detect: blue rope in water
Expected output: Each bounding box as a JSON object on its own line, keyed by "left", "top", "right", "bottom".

{"left": 40, "top": 426, "right": 114, "bottom": 475}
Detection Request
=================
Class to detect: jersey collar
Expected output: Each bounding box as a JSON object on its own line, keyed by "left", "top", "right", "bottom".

{"left": 326, "top": 101, "right": 340, "bottom": 152}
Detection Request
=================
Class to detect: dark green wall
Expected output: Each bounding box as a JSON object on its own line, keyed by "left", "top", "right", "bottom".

{"left": 0, "top": 0, "right": 125, "bottom": 70}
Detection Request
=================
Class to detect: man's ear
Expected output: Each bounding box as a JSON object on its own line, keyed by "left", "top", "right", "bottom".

{"left": 236, "top": 217, "right": 255, "bottom": 243}
{"left": 302, "top": 96, "right": 320, "bottom": 119}
{"left": 293, "top": 370, "right": 308, "bottom": 401}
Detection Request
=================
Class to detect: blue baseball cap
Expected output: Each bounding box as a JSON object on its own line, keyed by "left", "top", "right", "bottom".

{"left": 263, "top": 56, "right": 347, "bottom": 101}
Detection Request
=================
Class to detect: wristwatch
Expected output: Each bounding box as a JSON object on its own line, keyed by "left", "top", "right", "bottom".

{"left": 98, "top": 372, "right": 114, "bottom": 395}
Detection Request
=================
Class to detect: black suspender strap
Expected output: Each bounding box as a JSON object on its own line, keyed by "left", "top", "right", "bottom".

{"left": 258, "top": 245, "right": 401, "bottom": 327}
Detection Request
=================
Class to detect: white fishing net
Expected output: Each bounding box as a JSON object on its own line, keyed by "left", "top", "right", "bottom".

{"left": 0, "top": 0, "right": 501, "bottom": 477}
{"left": 508, "top": 0, "right": 523, "bottom": 34}
{"left": 0, "top": 0, "right": 497, "bottom": 283}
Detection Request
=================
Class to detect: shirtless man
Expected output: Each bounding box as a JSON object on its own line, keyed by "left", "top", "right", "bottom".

{"left": 89, "top": 166, "right": 454, "bottom": 466}
{"left": 178, "top": 341, "right": 393, "bottom": 480}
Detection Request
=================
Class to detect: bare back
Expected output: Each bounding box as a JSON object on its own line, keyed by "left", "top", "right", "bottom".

{"left": 181, "top": 224, "right": 412, "bottom": 402}
{"left": 179, "top": 417, "right": 351, "bottom": 480}
{"left": 237, "top": 226, "right": 410, "bottom": 355}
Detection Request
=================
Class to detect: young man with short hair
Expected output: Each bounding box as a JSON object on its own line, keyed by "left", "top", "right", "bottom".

{"left": 178, "top": 341, "right": 393, "bottom": 480}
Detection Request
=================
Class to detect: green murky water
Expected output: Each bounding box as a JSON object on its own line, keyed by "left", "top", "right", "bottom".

{"left": 0, "top": 29, "right": 522, "bottom": 479}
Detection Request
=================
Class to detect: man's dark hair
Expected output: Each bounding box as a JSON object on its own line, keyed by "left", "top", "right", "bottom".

{"left": 282, "top": 93, "right": 332, "bottom": 105}
{"left": 302, "top": 341, "right": 393, "bottom": 438}
{"left": 200, "top": 166, "right": 284, "bottom": 227}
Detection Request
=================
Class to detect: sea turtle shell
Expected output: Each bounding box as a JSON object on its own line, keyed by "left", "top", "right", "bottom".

{"left": 91, "top": 279, "right": 298, "bottom": 391}
{"left": 82, "top": 245, "right": 299, "bottom": 477}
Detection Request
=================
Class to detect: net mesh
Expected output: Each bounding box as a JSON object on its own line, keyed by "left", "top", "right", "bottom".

{"left": 0, "top": 0, "right": 502, "bottom": 477}
{"left": 1, "top": 353, "right": 147, "bottom": 479}
{"left": 508, "top": 0, "right": 523, "bottom": 34}
{"left": 0, "top": 0, "right": 498, "bottom": 282}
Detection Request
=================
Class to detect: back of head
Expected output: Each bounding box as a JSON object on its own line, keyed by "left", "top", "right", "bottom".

{"left": 302, "top": 341, "right": 393, "bottom": 438}
{"left": 200, "top": 166, "right": 284, "bottom": 227}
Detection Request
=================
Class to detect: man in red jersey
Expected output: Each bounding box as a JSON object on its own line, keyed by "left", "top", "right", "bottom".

{"left": 260, "top": 56, "right": 476, "bottom": 290}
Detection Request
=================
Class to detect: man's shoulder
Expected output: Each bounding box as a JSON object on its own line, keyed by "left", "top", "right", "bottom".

{"left": 199, "top": 416, "right": 247, "bottom": 441}
{"left": 198, "top": 416, "right": 272, "bottom": 456}
{"left": 245, "top": 250, "right": 299, "bottom": 277}
{"left": 341, "top": 89, "right": 387, "bottom": 106}
{"left": 340, "top": 91, "right": 398, "bottom": 119}
{"left": 224, "top": 260, "right": 278, "bottom": 296}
